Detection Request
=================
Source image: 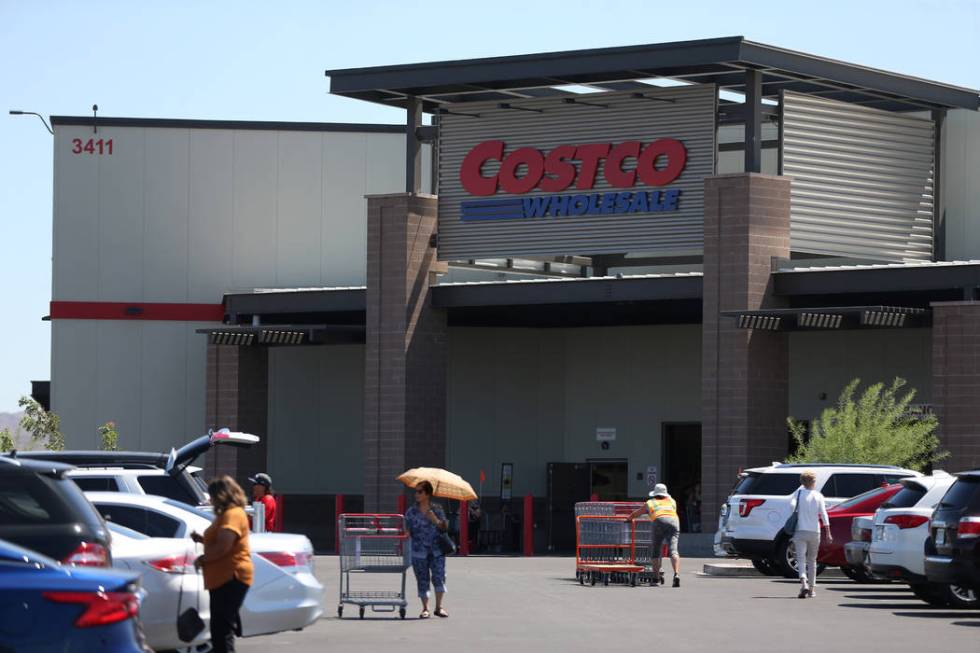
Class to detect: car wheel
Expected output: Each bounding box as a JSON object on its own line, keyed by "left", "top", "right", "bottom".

{"left": 909, "top": 582, "right": 948, "bottom": 606}
{"left": 751, "top": 558, "right": 779, "bottom": 576}
{"left": 943, "top": 584, "right": 978, "bottom": 609}
{"left": 775, "top": 538, "right": 797, "bottom": 578}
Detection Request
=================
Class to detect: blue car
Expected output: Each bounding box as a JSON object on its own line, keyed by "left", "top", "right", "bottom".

{"left": 0, "top": 538, "right": 147, "bottom": 652}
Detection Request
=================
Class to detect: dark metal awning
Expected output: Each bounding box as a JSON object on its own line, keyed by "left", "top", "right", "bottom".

{"left": 327, "top": 36, "right": 979, "bottom": 113}
{"left": 196, "top": 325, "right": 365, "bottom": 346}
{"left": 723, "top": 306, "right": 930, "bottom": 331}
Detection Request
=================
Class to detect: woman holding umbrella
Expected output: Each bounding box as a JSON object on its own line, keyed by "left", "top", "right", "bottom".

{"left": 405, "top": 480, "right": 450, "bottom": 619}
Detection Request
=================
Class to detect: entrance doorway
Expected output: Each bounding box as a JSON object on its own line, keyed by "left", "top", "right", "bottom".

{"left": 662, "top": 423, "right": 702, "bottom": 532}
{"left": 588, "top": 459, "right": 628, "bottom": 501}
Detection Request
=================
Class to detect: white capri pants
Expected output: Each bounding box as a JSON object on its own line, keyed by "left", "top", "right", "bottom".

{"left": 793, "top": 531, "right": 821, "bottom": 588}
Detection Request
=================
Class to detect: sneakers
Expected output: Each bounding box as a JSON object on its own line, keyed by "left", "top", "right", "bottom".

{"left": 807, "top": 588, "right": 815, "bottom": 598}
{"left": 798, "top": 582, "right": 809, "bottom": 599}
{"left": 672, "top": 575, "right": 680, "bottom": 588}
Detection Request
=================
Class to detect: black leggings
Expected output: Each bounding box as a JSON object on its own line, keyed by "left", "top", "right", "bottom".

{"left": 209, "top": 578, "right": 249, "bottom": 653}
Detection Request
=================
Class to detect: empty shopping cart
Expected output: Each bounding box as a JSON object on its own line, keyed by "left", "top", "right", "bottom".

{"left": 338, "top": 514, "right": 410, "bottom": 619}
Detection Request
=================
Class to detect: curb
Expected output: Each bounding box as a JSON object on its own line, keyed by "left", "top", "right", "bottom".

{"left": 702, "top": 563, "right": 845, "bottom": 578}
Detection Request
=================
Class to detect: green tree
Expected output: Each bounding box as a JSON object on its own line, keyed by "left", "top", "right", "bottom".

{"left": 18, "top": 396, "right": 65, "bottom": 451}
{"left": 0, "top": 427, "right": 14, "bottom": 452}
{"left": 98, "top": 421, "right": 119, "bottom": 451}
{"left": 787, "top": 378, "right": 946, "bottom": 472}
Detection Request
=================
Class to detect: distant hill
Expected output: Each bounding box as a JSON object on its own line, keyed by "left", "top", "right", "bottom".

{"left": 0, "top": 412, "right": 34, "bottom": 450}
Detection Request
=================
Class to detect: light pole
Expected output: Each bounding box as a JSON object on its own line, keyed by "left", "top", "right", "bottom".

{"left": 9, "top": 110, "right": 53, "bottom": 135}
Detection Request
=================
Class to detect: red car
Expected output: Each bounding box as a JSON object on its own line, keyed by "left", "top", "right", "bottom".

{"left": 818, "top": 483, "right": 903, "bottom": 580}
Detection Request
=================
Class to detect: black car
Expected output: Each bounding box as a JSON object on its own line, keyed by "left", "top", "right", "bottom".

{"left": 18, "top": 428, "right": 259, "bottom": 506}
{"left": 924, "top": 470, "right": 980, "bottom": 591}
{"left": 0, "top": 456, "right": 111, "bottom": 566}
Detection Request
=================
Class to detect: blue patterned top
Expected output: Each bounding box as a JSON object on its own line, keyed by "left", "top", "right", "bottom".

{"left": 405, "top": 504, "right": 447, "bottom": 559}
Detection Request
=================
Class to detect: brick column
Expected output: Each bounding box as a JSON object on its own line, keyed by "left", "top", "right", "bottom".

{"left": 364, "top": 193, "right": 447, "bottom": 512}
{"left": 932, "top": 301, "right": 980, "bottom": 470}
{"left": 701, "top": 173, "right": 792, "bottom": 524}
{"left": 204, "top": 344, "right": 269, "bottom": 487}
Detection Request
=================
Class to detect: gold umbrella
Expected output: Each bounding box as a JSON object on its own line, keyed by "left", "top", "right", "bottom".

{"left": 397, "top": 467, "right": 478, "bottom": 501}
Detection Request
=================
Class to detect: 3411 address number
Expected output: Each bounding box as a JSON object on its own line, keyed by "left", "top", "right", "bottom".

{"left": 72, "top": 138, "right": 113, "bottom": 155}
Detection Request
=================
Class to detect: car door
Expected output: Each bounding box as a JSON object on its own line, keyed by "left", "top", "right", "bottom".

{"left": 95, "top": 503, "right": 182, "bottom": 538}
{"left": 822, "top": 473, "right": 878, "bottom": 505}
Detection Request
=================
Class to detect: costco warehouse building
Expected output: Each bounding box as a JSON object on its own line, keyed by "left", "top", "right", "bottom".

{"left": 47, "top": 37, "right": 980, "bottom": 551}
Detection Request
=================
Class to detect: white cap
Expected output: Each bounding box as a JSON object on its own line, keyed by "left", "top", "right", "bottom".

{"left": 649, "top": 483, "right": 669, "bottom": 497}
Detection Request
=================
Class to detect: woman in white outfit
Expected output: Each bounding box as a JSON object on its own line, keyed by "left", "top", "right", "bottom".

{"left": 790, "top": 470, "right": 832, "bottom": 598}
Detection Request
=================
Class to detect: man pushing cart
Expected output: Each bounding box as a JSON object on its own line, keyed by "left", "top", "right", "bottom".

{"left": 627, "top": 483, "right": 682, "bottom": 587}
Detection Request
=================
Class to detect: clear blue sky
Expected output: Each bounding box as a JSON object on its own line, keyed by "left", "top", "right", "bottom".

{"left": 1, "top": 0, "right": 977, "bottom": 413}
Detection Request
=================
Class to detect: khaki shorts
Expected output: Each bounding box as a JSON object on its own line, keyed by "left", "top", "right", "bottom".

{"left": 653, "top": 517, "right": 680, "bottom": 558}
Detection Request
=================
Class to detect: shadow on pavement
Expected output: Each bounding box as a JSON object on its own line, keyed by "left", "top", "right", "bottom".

{"left": 843, "top": 594, "right": 916, "bottom": 601}
{"left": 837, "top": 602, "right": 935, "bottom": 610}
{"left": 952, "top": 620, "right": 980, "bottom": 627}
{"left": 892, "top": 611, "right": 978, "bottom": 619}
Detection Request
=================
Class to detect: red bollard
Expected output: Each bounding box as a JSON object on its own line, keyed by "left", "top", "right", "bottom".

{"left": 459, "top": 500, "right": 469, "bottom": 556}
{"left": 397, "top": 493, "right": 407, "bottom": 515}
{"left": 334, "top": 494, "right": 345, "bottom": 554}
{"left": 523, "top": 495, "right": 534, "bottom": 557}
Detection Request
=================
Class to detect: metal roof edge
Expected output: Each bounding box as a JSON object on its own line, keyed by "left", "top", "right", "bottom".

{"left": 50, "top": 116, "right": 405, "bottom": 133}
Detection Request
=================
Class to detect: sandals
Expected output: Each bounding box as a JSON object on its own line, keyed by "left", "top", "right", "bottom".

{"left": 434, "top": 608, "right": 449, "bottom": 618}
{"left": 419, "top": 610, "right": 430, "bottom": 619}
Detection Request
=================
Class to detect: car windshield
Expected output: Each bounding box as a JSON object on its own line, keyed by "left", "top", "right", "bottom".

{"left": 939, "top": 478, "right": 980, "bottom": 508}
{"left": 831, "top": 485, "right": 890, "bottom": 511}
{"left": 733, "top": 472, "right": 800, "bottom": 496}
{"left": 107, "top": 521, "right": 149, "bottom": 540}
{"left": 163, "top": 498, "right": 215, "bottom": 523}
{"left": 882, "top": 484, "right": 927, "bottom": 509}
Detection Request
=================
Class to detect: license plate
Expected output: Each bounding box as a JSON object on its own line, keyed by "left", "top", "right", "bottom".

{"left": 874, "top": 525, "right": 884, "bottom": 541}
{"left": 935, "top": 528, "right": 946, "bottom": 546}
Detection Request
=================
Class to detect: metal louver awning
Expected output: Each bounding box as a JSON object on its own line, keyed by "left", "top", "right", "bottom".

{"left": 724, "top": 306, "right": 929, "bottom": 331}
{"left": 196, "top": 325, "right": 365, "bottom": 346}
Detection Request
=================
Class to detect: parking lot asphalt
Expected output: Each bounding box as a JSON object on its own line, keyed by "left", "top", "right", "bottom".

{"left": 237, "top": 555, "right": 980, "bottom": 653}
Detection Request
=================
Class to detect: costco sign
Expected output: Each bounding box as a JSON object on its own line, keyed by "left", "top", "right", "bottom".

{"left": 435, "top": 85, "right": 716, "bottom": 259}
{"left": 460, "top": 139, "right": 687, "bottom": 221}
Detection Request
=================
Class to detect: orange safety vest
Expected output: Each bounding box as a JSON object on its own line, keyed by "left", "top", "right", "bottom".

{"left": 646, "top": 497, "right": 678, "bottom": 521}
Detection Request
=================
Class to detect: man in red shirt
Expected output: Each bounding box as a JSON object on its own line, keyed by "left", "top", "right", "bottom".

{"left": 248, "top": 473, "right": 277, "bottom": 532}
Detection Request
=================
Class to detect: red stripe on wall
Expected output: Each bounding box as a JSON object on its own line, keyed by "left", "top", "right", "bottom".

{"left": 50, "top": 301, "right": 225, "bottom": 322}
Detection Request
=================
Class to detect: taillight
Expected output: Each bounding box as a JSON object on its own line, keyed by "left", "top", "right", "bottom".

{"left": 738, "top": 499, "right": 766, "bottom": 517}
{"left": 146, "top": 553, "right": 195, "bottom": 574}
{"left": 884, "top": 514, "right": 929, "bottom": 530}
{"left": 259, "top": 551, "right": 311, "bottom": 568}
{"left": 43, "top": 591, "right": 139, "bottom": 628}
{"left": 959, "top": 516, "right": 980, "bottom": 538}
{"left": 62, "top": 542, "right": 109, "bottom": 567}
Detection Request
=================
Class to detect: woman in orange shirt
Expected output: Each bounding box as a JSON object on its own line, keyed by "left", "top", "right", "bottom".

{"left": 192, "top": 475, "right": 254, "bottom": 653}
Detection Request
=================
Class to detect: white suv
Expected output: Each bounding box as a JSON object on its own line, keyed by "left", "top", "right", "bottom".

{"left": 868, "top": 472, "right": 977, "bottom": 608}
{"left": 715, "top": 463, "right": 919, "bottom": 577}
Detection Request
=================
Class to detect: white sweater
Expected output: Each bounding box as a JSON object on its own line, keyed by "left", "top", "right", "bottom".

{"left": 789, "top": 487, "right": 830, "bottom": 534}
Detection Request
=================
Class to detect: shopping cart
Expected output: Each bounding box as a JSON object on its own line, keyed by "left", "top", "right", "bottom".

{"left": 575, "top": 515, "right": 644, "bottom": 586}
{"left": 574, "top": 501, "right": 665, "bottom": 586}
{"left": 337, "top": 514, "right": 410, "bottom": 619}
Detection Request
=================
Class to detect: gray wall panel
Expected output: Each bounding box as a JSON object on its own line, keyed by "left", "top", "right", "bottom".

{"left": 782, "top": 92, "right": 935, "bottom": 261}
{"left": 438, "top": 86, "right": 716, "bottom": 260}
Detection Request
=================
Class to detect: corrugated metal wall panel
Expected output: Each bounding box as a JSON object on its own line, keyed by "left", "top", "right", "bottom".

{"left": 437, "top": 86, "right": 716, "bottom": 260}
{"left": 782, "top": 92, "right": 935, "bottom": 261}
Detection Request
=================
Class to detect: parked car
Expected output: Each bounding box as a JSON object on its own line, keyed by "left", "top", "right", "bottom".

{"left": 844, "top": 515, "right": 876, "bottom": 580}
{"left": 817, "top": 483, "right": 903, "bottom": 582}
{"left": 0, "top": 455, "right": 111, "bottom": 566}
{"left": 86, "top": 491, "right": 323, "bottom": 637}
{"left": 868, "top": 472, "right": 976, "bottom": 608}
{"left": 106, "top": 521, "right": 211, "bottom": 651}
{"left": 18, "top": 428, "right": 258, "bottom": 507}
{"left": 715, "top": 463, "right": 919, "bottom": 577}
{"left": 925, "top": 469, "right": 980, "bottom": 593}
{"left": 0, "top": 537, "right": 146, "bottom": 652}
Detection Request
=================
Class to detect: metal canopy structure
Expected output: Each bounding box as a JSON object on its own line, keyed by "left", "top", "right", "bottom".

{"left": 723, "top": 306, "right": 930, "bottom": 331}
{"left": 327, "top": 36, "right": 979, "bottom": 113}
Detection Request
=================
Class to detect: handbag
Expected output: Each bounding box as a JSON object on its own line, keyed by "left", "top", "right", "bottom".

{"left": 176, "top": 556, "right": 206, "bottom": 643}
{"left": 782, "top": 489, "right": 802, "bottom": 537}
{"left": 436, "top": 531, "right": 456, "bottom": 555}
